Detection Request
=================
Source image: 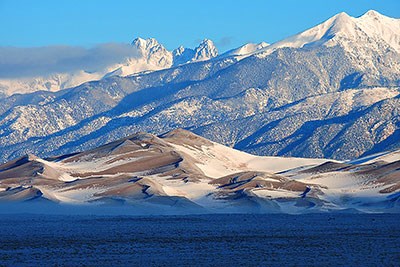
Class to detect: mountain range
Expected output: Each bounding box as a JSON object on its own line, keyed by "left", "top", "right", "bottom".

{"left": 0, "top": 38, "right": 221, "bottom": 97}
{"left": 0, "top": 129, "right": 398, "bottom": 214}
{"left": 0, "top": 10, "right": 399, "bottom": 165}
{"left": 0, "top": 37, "right": 268, "bottom": 97}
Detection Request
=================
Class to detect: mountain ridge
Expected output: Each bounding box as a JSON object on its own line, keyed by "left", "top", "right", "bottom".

{"left": 255, "top": 10, "right": 400, "bottom": 56}
{"left": 0, "top": 10, "right": 398, "bottom": 163}
{"left": 0, "top": 38, "right": 222, "bottom": 97}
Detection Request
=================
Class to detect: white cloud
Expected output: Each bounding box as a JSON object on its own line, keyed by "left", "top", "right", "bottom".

{"left": 0, "top": 43, "right": 140, "bottom": 78}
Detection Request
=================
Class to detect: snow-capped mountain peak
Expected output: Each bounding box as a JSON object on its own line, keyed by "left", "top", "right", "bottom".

{"left": 256, "top": 10, "right": 400, "bottom": 57}
{"left": 260, "top": 11, "right": 356, "bottom": 51}
{"left": 0, "top": 37, "right": 224, "bottom": 96}
{"left": 325, "top": 11, "right": 355, "bottom": 36}
{"left": 172, "top": 45, "right": 196, "bottom": 65}
{"left": 131, "top": 37, "right": 219, "bottom": 63}
{"left": 171, "top": 39, "right": 219, "bottom": 65}
{"left": 172, "top": 45, "right": 186, "bottom": 57}
{"left": 131, "top": 37, "right": 161, "bottom": 49}
{"left": 193, "top": 39, "right": 218, "bottom": 61}
{"left": 131, "top": 37, "right": 147, "bottom": 48}
{"left": 361, "top": 9, "right": 385, "bottom": 19}
{"left": 130, "top": 37, "right": 172, "bottom": 66}
{"left": 357, "top": 10, "right": 400, "bottom": 52}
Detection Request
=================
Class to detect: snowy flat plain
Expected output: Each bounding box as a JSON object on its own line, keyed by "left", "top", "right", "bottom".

{"left": 0, "top": 214, "right": 399, "bottom": 266}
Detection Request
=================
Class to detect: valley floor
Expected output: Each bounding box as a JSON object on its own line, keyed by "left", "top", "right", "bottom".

{"left": 0, "top": 213, "right": 398, "bottom": 266}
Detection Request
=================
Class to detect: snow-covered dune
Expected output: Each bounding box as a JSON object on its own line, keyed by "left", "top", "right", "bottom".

{"left": 0, "top": 129, "right": 398, "bottom": 214}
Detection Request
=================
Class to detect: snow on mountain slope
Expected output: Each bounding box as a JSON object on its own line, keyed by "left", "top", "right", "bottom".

{"left": 0, "top": 71, "right": 102, "bottom": 97}
{"left": 0, "top": 10, "right": 399, "bottom": 164}
{"left": 172, "top": 39, "right": 219, "bottom": 66}
{"left": 220, "top": 42, "right": 269, "bottom": 58}
{"left": 0, "top": 56, "right": 398, "bottom": 163}
{"left": 199, "top": 87, "right": 400, "bottom": 160}
{"left": 257, "top": 10, "right": 400, "bottom": 56}
{"left": 252, "top": 11, "right": 400, "bottom": 80}
{"left": 0, "top": 129, "right": 398, "bottom": 214}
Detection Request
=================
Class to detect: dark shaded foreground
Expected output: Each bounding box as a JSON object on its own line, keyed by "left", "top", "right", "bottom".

{"left": 0, "top": 213, "right": 399, "bottom": 266}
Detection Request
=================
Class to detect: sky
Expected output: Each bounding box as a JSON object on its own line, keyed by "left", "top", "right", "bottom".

{"left": 1, "top": 0, "right": 399, "bottom": 51}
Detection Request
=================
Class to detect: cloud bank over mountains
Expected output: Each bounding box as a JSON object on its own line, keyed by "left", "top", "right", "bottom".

{"left": 0, "top": 43, "right": 140, "bottom": 78}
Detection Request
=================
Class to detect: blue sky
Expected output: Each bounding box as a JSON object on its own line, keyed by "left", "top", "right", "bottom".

{"left": 0, "top": 0, "right": 399, "bottom": 51}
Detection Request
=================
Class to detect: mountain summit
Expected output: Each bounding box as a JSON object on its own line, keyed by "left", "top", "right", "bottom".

{"left": 131, "top": 37, "right": 173, "bottom": 67}
{"left": 257, "top": 10, "right": 400, "bottom": 55}
{"left": 193, "top": 39, "right": 218, "bottom": 61}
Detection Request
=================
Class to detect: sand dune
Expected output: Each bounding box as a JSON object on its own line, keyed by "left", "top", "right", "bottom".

{"left": 0, "top": 129, "right": 398, "bottom": 213}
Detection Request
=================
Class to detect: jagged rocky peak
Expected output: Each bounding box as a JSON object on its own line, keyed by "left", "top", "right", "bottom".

{"left": 172, "top": 45, "right": 196, "bottom": 65}
{"left": 172, "top": 39, "right": 219, "bottom": 65}
{"left": 131, "top": 37, "right": 168, "bottom": 57}
{"left": 131, "top": 37, "right": 173, "bottom": 66}
{"left": 193, "top": 39, "right": 218, "bottom": 61}
{"left": 131, "top": 37, "right": 161, "bottom": 50}
{"left": 130, "top": 37, "right": 219, "bottom": 66}
{"left": 172, "top": 46, "right": 186, "bottom": 57}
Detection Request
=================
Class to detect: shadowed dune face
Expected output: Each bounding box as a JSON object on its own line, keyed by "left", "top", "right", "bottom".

{"left": 0, "top": 130, "right": 213, "bottom": 205}
{"left": 68, "top": 152, "right": 184, "bottom": 178}
{"left": 0, "top": 154, "right": 66, "bottom": 190}
{"left": 209, "top": 171, "right": 316, "bottom": 200}
{"left": 0, "top": 129, "right": 399, "bottom": 213}
{"left": 367, "top": 161, "right": 400, "bottom": 193}
{"left": 301, "top": 159, "right": 400, "bottom": 194}
{"left": 58, "top": 130, "right": 207, "bottom": 179}
{"left": 0, "top": 155, "right": 44, "bottom": 179}
{"left": 300, "top": 161, "right": 353, "bottom": 174}
{"left": 0, "top": 186, "right": 43, "bottom": 202}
